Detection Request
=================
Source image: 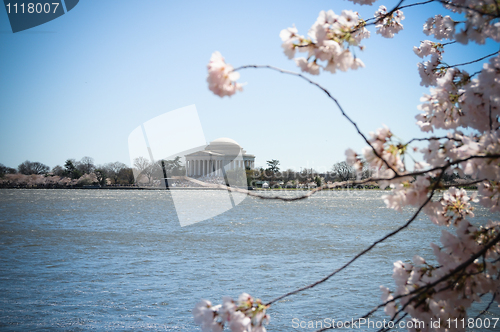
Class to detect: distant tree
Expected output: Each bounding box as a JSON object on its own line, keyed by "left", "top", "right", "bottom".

{"left": 314, "top": 176, "right": 322, "bottom": 187}
{"left": 361, "top": 164, "right": 373, "bottom": 180}
{"left": 51, "top": 165, "right": 65, "bottom": 176}
{"left": 256, "top": 168, "right": 266, "bottom": 181}
{"left": 78, "top": 156, "right": 95, "bottom": 174}
{"left": 266, "top": 159, "right": 281, "bottom": 186}
{"left": 133, "top": 157, "right": 155, "bottom": 184}
{"left": 18, "top": 160, "right": 50, "bottom": 175}
{"left": 77, "top": 173, "right": 98, "bottom": 186}
{"left": 64, "top": 159, "right": 82, "bottom": 179}
{"left": 282, "top": 169, "right": 296, "bottom": 186}
{"left": 0, "top": 163, "right": 17, "bottom": 177}
{"left": 159, "top": 156, "right": 185, "bottom": 177}
{"left": 94, "top": 168, "right": 107, "bottom": 187}
{"left": 105, "top": 162, "right": 128, "bottom": 184}
{"left": 118, "top": 167, "right": 135, "bottom": 185}
{"left": 331, "top": 161, "right": 355, "bottom": 182}
{"left": 266, "top": 159, "right": 280, "bottom": 174}
{"left": 245, "top": 168, "right": 255, "bottom": 186}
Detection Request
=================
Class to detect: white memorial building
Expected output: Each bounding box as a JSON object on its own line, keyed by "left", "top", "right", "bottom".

{"left": 184, "top": 138, "right": 255, "bottom": 177}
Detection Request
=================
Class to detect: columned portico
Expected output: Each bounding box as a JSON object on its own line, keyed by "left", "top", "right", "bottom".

{"left": 185, "top": 138, "right": 255, "bottom": 178}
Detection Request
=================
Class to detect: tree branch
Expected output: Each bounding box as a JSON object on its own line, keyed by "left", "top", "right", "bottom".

{"left": 474, "top": 291, "right": 497, "bottom": 319}
{"left": 441, "top": 50, "right": 499, "bottom": 69}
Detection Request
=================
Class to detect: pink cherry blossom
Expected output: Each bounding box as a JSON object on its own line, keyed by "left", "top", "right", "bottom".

{"left": 207, "top": 52, "right": 243, "bottom": 97}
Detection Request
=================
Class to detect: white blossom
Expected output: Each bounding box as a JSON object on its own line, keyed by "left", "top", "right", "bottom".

{"left": 423, "top": 15, "right": 456, "bottom": 40}
{"left": 207, "top": 52, "right": 243, "bottom": 97}
{"left": 374, "top": 6, "right": 404, "bottom": 38}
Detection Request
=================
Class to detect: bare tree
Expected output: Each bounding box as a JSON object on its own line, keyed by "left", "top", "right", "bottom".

{"left": 51, "top": 165, "right": 65, "bottom": 176}
{"left": 331, "top": 161, "right": 355, "bottom": 182}
{"left": 78, "top": 156, "right": 95, "bottom": 174}
{"left": 133, "top": 157, "right": 155, "bottom": 184}
{"left": 17, "top": 160, "right": 50, "bottom": 175}
{"left": 0, "top": 163, "right": 17, "bottom": 176}
{"left": 105, "top": 162, "right": 128, "bottom": 184}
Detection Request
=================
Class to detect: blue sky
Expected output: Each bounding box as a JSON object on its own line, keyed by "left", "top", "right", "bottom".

{"left": 0, "top": 0, "right": 497, "bottom": 171}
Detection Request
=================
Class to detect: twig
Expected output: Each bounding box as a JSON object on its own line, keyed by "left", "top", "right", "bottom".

{"left": 441, "top": 51, "right": 499, "bottom": 69}
{"left": 364, "top": 0, "right": 435, "bottom": 24}
{"left": 474, "top": 292, "right": 497, "bottom": 319}
{"left": 443, "top": 178, "right": 486, "bottom": 188}
{"left": 406, "top": 136, "right": 462, "bottom": 145}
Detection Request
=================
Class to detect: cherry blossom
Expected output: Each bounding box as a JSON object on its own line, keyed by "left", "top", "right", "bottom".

{"left": 374, "top": 5, "right": 405, "bottom": 38}
{"left": 413, "top": 40, "right": 443, "bottom": 58}
{"left": 207, "top": 52, "right": 243, "bottom": 97}
{"left": 193, "top": 293, "right": 269, "bottom": 332}
{"left": 278, "top": 9, "right": 369, "bottom": 75}
{"left": 423, "top": 15, "right": 456, "bottom": 40}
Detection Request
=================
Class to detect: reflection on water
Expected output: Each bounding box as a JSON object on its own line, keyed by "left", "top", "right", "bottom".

{"left": 0, "top": 189, "right": 498, "bottom": 331}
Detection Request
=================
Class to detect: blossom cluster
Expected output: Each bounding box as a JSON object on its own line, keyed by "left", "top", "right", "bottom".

{"left": 381, "top": 220, "right": 500, "bottom": 330}
{"left": 279, "top": 9, "right": 370, "bottom": 75}
{"left": 374, "top": 5, "right": 405, "bottom": 38}
{"left": 416, "top": 55, "right": 500, "bottom": 131}
{"left": 423, "top": 15, "right": 456, "bottom": 40}
{"left": 444, "top": 0, "right": 500, "bottom": 44}
{"left": 193, "top": 293, "right": 269, "bottom": 332}
{"left": 413, "top": 40, "right": 447, "bottom": 87}
{"left": 346, "top": 125, "right": 407, "bottom": 187}
{"left": 207, "top": 52, "right": 243, "bottom": 97}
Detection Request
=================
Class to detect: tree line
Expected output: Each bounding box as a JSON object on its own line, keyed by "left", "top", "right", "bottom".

{"left": 0, "top": 156, "right": 468, "bottom": 189}
{"left": 250, "top": 159, "right": 470, "bottom": 189}
{"left": 0, "top": 157, "right": 135, "bottom": 188}
{"left": 0, "top": 156, "right": 188, "bottom": 188}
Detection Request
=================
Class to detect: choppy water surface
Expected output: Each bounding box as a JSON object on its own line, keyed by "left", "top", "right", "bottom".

{"left": 0, "top": 189, "right": 498, "bottom": 331}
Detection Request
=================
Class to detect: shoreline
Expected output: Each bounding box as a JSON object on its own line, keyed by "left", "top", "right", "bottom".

{"left": 0, "top": 186, "right": 479, "bottom": 191}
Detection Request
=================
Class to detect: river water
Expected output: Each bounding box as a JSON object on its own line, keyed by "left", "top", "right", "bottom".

{"left": 0, "top": 189, "right": 498, "bottom": 331}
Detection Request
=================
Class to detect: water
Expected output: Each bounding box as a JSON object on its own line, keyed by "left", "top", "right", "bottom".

{"left": 0, "top": 189, "right": 498, "bottom": 331}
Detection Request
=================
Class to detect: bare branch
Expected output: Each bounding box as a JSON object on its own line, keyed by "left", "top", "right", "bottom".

{"left": 474, "top": 292, "right": 497, "bottom": 319}
{"left": 364, "top": 0, "right": 435, "bottom": 25}
{"left": 443, "top": 178, "right": 486, "bottom": 188}
{"left": 406, "top": 136, "right": 462, "bottom": 145}
{"left": 441, "top": 50, "right": 499, "bottom": 69}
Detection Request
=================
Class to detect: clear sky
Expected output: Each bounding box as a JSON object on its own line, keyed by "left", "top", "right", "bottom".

{"left": 0, "top": 0, "right": 497, "bottom": 171}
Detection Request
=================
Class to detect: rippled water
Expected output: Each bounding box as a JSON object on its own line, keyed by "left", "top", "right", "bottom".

{"left": 0, "top": 189, "right": 498, "bottom": 331}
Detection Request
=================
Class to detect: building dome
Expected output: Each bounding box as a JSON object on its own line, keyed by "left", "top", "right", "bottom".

{"left": 210, "top": 137, "right": 240, "bottom": 146}
{"left": 205, "top": 137, "right": 241, "bottom": 154}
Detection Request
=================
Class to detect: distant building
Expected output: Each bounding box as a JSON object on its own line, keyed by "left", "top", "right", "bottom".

{"left": 184, "top": 138, "right": 255, "bottom": 177}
